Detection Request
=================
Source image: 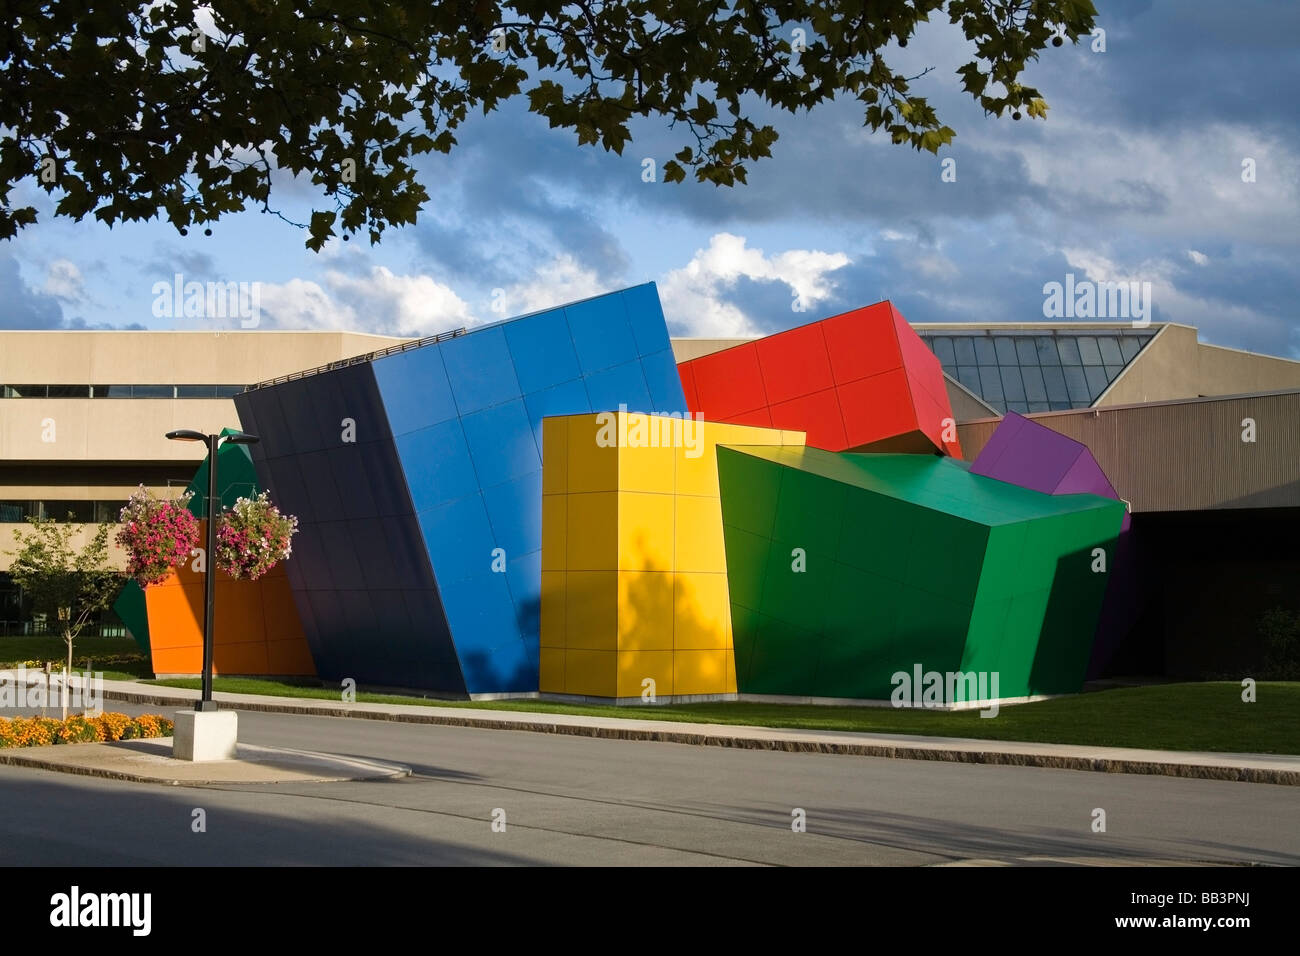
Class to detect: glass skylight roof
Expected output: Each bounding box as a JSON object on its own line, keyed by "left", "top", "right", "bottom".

{"left": 916, "top": 328, "right": 1157, "bottom": 414}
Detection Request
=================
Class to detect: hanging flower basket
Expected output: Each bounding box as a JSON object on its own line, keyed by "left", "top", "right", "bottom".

{"left": 214, "top": 492, "right": 298, "bottom": 581}
{"left": 116, "top": 486, "right": 201, "bottom": 587}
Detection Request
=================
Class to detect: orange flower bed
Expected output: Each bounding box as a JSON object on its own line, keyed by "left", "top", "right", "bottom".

{"left": 0, "top": 713, "right": 173, "bottom": 749}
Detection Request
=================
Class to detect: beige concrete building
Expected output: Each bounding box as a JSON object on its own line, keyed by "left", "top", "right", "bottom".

{"left": 0, "top": 331, "right": 406, "bottom": 598}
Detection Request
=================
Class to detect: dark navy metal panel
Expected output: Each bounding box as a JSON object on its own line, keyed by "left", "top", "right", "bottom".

{"left": 326, "top": 444, "right": 379, "bottom": 520}
{"left": 235, "top": 363, "right": 466, "bottom": 695}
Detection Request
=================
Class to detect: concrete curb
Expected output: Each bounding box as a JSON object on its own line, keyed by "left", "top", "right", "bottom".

{"left": 0, "top": 738, "right": 411, "bottom": 787}
{"left": 99, "top": 686, "right": 1300, "bottom": 787}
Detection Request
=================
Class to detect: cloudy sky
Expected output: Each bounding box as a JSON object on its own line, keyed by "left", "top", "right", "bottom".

{"left": 3, "top": 0, "right": 1298, "bottom": 358}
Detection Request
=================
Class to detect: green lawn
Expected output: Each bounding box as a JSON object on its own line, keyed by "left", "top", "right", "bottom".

{"left": 0, "top": 636, "right": 151, "bottom": 680}
{"left": 145, "top": 677, "right": 1300, "bottom": 755}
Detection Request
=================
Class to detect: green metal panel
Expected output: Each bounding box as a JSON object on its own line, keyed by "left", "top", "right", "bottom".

{"left": 113, "top": 579, "right": 150, "bottom": 653}
{"left": 716, "top": 445, "right": 1125, "bottom": 701}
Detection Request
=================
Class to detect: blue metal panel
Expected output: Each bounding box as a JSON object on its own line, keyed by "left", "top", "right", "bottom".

{"left": 522, "top": 378, "right": 592, "bottom": 457}
{"left": 621, "top": 282, "right": 674, "bottom": 356}
{"left": 395, "top": 418, "right": 479, "bottom": 512}
{"left": 482, "top": 469, "right": 543, "bottom": 559}
{"left": 461, "top": 399, "right": 541, "bottom": 490}
{"left": 437, "top": 568, "right": 530, "bottom": 694}
{"left": 584, "top": 359, "right": 653, "bottom": 414}
{"left": 417, "top": 493, "right": 496, "bottom": 587}
{"left": 373, "top": 345, "right": 459, "bottom": 436}
{"left": 503, "top": 307, "right": 582, "bottom": 394}
{"left": 565, "top": 294, "right": 638, "bottom": 374}
{"left": 639, "top": 348, "right": 689, "bottom": 414}
{"left": 439, "top": 325, "right": 522, "bottom": 414}
{"left": 506, "top": 549, "right": 542, "bottom": 641}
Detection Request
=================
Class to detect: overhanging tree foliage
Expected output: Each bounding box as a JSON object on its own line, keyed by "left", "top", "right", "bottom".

{"left": 1, "top": 0, "right": 1096, "bottom": 250}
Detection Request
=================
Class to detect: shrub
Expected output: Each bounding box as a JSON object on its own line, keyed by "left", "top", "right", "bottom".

{"left": 1259, "top": 607, "right": 1300, "bottom": 681}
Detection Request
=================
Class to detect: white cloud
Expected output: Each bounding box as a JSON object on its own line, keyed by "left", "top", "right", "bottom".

{"left": 257, "top": 266, "right": 473, "bottom": 334}
{"left": 492, "top": 254, "right": 608, "bottom": 317}
{"left": 42, "top": 259, "right": 84, "bottom": 302}
{"left": 657, "top": 233, "right": 850, "bottom": 336}
{"left": 1187, "top": 249, "right": 1209, "bottom": 266}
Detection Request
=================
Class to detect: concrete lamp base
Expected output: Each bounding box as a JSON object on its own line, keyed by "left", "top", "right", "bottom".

{"left": 172, "top": 709, "right": 238, "bottom": 762}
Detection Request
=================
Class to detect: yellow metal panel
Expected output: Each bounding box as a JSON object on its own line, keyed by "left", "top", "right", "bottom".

{"left": 541, "top": 494, "right": 567, "bottom": 572}
{"left": 565, "top": 649, "right": 616, "bottom": 698}
{"left": 673, "top": 649, "right": 730, "bottom": 697}
{"left": 674, "top": 571, "right": 731, "bottom": 650}
{"left": 617, "top": 650, "right": 675, "bottom": 699}
{"left": 725, "top": 649, "right": 737, "bottom": 694}
{"left": 566, "top": 492, "right": 617, "bottom": 570}
{"left": 673, "top": 495, "right": 726, "bottom": 572}
{"left": 542, "top": 416, "right": 569, "bottom": 495}
{"left": 618, "top": 425, "right": 675, "bottom": 494}
{"left": 540, "top": 570, "right": 566, "bottom": 648}
{"left": 539, "top": 647, "right": 566, "bottom": 693}
{"left": 564, "top": 571, "right": 618, "bottom": 650}
{"left": 617, "top": 491, "right": 674, "bottom": 571}
{"left": 675, "top": 433, "right": 722, "bottom": 497}
{"left": 617, "top": 571, "right": 675, "bottom": 651}
{"left": 567, "top": 413, "right": 618, "bottom": 493}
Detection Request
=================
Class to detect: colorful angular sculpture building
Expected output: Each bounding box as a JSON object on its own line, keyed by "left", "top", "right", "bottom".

{"left": 716, "top": 446, "right": 1126, "bottom": 701}
{"left": 234, "top": 284, "right": 686, "bottom": 696}
{"left": 677, "top": 301, "right": 962, "bottom": 457}
{"left": 112, "top": 428, "right": 315, "bottom": 676}
{"left": 539, "top": 411, "right": 803, "bottom": 700}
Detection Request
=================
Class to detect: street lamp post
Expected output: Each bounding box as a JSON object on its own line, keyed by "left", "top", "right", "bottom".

{"left": 165, "top": 429, "right": 259, "bottom": 713}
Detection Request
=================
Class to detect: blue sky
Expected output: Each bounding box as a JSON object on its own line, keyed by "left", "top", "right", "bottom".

{"left": 3, "top": 0, "right": 1298, "bottom": 359}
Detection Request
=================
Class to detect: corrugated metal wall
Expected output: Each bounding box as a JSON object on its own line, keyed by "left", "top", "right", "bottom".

{"left": 957, "top": 391, "right": 1300, "bottom": 512}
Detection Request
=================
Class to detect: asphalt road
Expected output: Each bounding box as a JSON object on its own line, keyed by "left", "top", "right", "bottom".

{"left": 2, "top": 704, "right": 1297, "bottom": 866}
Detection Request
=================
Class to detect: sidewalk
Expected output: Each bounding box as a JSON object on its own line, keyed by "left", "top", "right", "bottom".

{"left": 95, "top": 678, "right": 1300, "bottom": 786}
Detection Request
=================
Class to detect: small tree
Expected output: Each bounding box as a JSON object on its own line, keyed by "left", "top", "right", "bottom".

{"left": 6, "top": 515, "right": 125, "bottom": 719}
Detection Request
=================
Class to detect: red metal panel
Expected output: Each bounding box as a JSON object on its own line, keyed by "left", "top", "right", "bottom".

{"left": 839, "top": 368, "right": 920, "bottom": 450}
{"left": 769, "top": 387, "right": 848, "bottom": 451}
{"left": 754, "top": 322, "right": 834, "bottom": 405}
{"left": 686, "top": 343, "right": 767, "bottom": 420}
{"left": 677, "top": 362, "right": 700, "bottom": 411}
{"left": 822, "top": 303, "right": 902, "bottom": 385}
